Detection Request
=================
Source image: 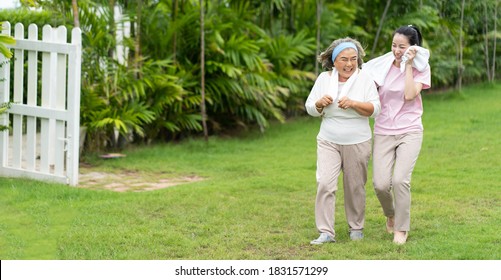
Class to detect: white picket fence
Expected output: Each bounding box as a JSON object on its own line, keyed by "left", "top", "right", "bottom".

{"left": 0, "top": 22, "right": 82, "bottom": 186}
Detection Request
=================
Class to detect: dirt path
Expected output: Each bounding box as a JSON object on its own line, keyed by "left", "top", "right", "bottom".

{"left": 7, "top": 133, "right": 203, "bottom": 191}
{"left": 78, "top": 167, "right": 203, "bottom": 192}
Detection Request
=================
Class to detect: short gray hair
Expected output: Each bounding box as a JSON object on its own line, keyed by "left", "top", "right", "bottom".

{"left": 318, "top": 37, "right": 366, "bottom": 70}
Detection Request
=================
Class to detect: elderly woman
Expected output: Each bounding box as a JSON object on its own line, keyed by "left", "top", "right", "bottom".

{"left": 306, "top": 38, "right": 380, "bottom": 244}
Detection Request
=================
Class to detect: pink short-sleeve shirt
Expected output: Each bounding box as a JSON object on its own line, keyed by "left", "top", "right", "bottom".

{"left": 374, "top": 64, "right": 431, "bottom": 135}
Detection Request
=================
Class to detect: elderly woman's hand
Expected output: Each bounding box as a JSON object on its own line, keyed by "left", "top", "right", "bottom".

{"left": 338, "top": 96, "right": 375, "bottom": 116}
{"left": 315, "top": 95, "right": 334, "bottom": 110}
{"left": 338, "top": 96, "right": 353, "bottom": 110}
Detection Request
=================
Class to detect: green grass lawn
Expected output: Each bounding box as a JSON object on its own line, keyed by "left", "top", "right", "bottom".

{"left": 0, "top": 82, "right": 500, "bottom": 260}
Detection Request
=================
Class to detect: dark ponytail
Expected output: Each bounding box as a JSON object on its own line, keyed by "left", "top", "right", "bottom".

{"left": 393, "top": 25, "right": 423, "bottom": 46}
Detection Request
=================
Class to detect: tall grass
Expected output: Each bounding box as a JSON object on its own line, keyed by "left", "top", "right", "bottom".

{"left": 0, "top": 83, "right": 500, "bottom": 260}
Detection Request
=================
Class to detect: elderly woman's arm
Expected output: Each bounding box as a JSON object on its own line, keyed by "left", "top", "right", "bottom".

{"left": 337, "top": 97, "right": 375, "bottom": 117}
{"left": 337, "top": 73, "right": 381, "bottom": 117}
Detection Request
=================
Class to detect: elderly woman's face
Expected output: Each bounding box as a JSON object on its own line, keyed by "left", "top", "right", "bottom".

{"left": 333, "top": 48, "right": 358, "bottom": 82}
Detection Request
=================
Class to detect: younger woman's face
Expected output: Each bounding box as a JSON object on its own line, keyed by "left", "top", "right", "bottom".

{"left": 392, "top": 33, "right": 411, "bottom": 62}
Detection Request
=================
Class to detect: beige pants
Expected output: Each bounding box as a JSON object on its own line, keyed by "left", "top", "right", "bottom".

{"left": 372, "top": 132, "right": 423, "bottom": 232}
{"left": 314, "top": 138, "right": 371, "bottom": 238}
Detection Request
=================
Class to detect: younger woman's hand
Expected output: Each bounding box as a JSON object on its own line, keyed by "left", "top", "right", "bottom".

{"left": 405, "top": 47, "right": 417, "bottom": 64}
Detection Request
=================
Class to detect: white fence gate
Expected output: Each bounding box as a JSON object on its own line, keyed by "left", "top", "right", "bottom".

{"left": 0, "top": 22, "right": 82, "bottom": 186}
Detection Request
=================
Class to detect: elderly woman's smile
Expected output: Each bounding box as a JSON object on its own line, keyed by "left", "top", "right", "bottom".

{"left": 334, "top": 48, "right": 359, "bottom": 82}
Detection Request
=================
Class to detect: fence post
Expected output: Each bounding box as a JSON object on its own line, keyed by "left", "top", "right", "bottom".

{"left": 0, "top": 22, "right": 11, "bottom": 168}
{"left": 66, "top": 27, "right": 82, "bottom": 186}
{"left": 12, "top": 23, "right": 25, "bottom": 169}
{"left": 25, "top": 24, "right": 38, "bottom": 170}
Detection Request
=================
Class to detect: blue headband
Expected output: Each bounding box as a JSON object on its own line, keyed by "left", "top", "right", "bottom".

{"left": 331, "top": 42, "right": 358, "bottom": 62}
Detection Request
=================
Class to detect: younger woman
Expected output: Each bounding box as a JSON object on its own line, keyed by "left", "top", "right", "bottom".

{"left": 363, "top": 25, "right": 431, "bottom": 244}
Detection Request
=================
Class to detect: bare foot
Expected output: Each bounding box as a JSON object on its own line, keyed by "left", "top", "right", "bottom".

{"left": 393, "top": 231, "right": 408, "bottom": 244}
{"left": 386, "top": 216, "right": 395, "bottom": 233}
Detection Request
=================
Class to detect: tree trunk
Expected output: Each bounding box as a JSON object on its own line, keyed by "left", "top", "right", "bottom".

{"left": 172, "top": 0, "right": 178, "bottom": 64}
{"left": 71, "top": 0, "right": 80, "bottom": 28}
{"left": 491, "top": 0, "right": 498, "bottom": 81}
{"left": 108, "top": 0, "right": 116, "bottom": 59}
{"left": 371, "top": 0, "right": 392, "bottom": 59}
{"left": 269, "top": 2, "right": 274, "bottom": 36}
{"left": 315, "top": 0, "right": 322, "bottom": 76}
{"left": 483, "top": 3, "right": 491, "bottom": 82}
{"left": 458, "top": 0, "right": 465, "bottom": 91}
{"left": 180, "top": 0, "right": 185, "bottom": 13}
{"left": 134, "top": 0, "right": 143, "bottom": 72}
{"left": 200, "top": 0, "right": 208, "bottom": 142}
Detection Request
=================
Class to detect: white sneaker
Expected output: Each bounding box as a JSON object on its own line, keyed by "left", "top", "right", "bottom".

{"left": 310, "top": 233, "right": 335, "bottom": 245}
{"left": 349, "top": 231, "right": 364, "bottom": 241}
